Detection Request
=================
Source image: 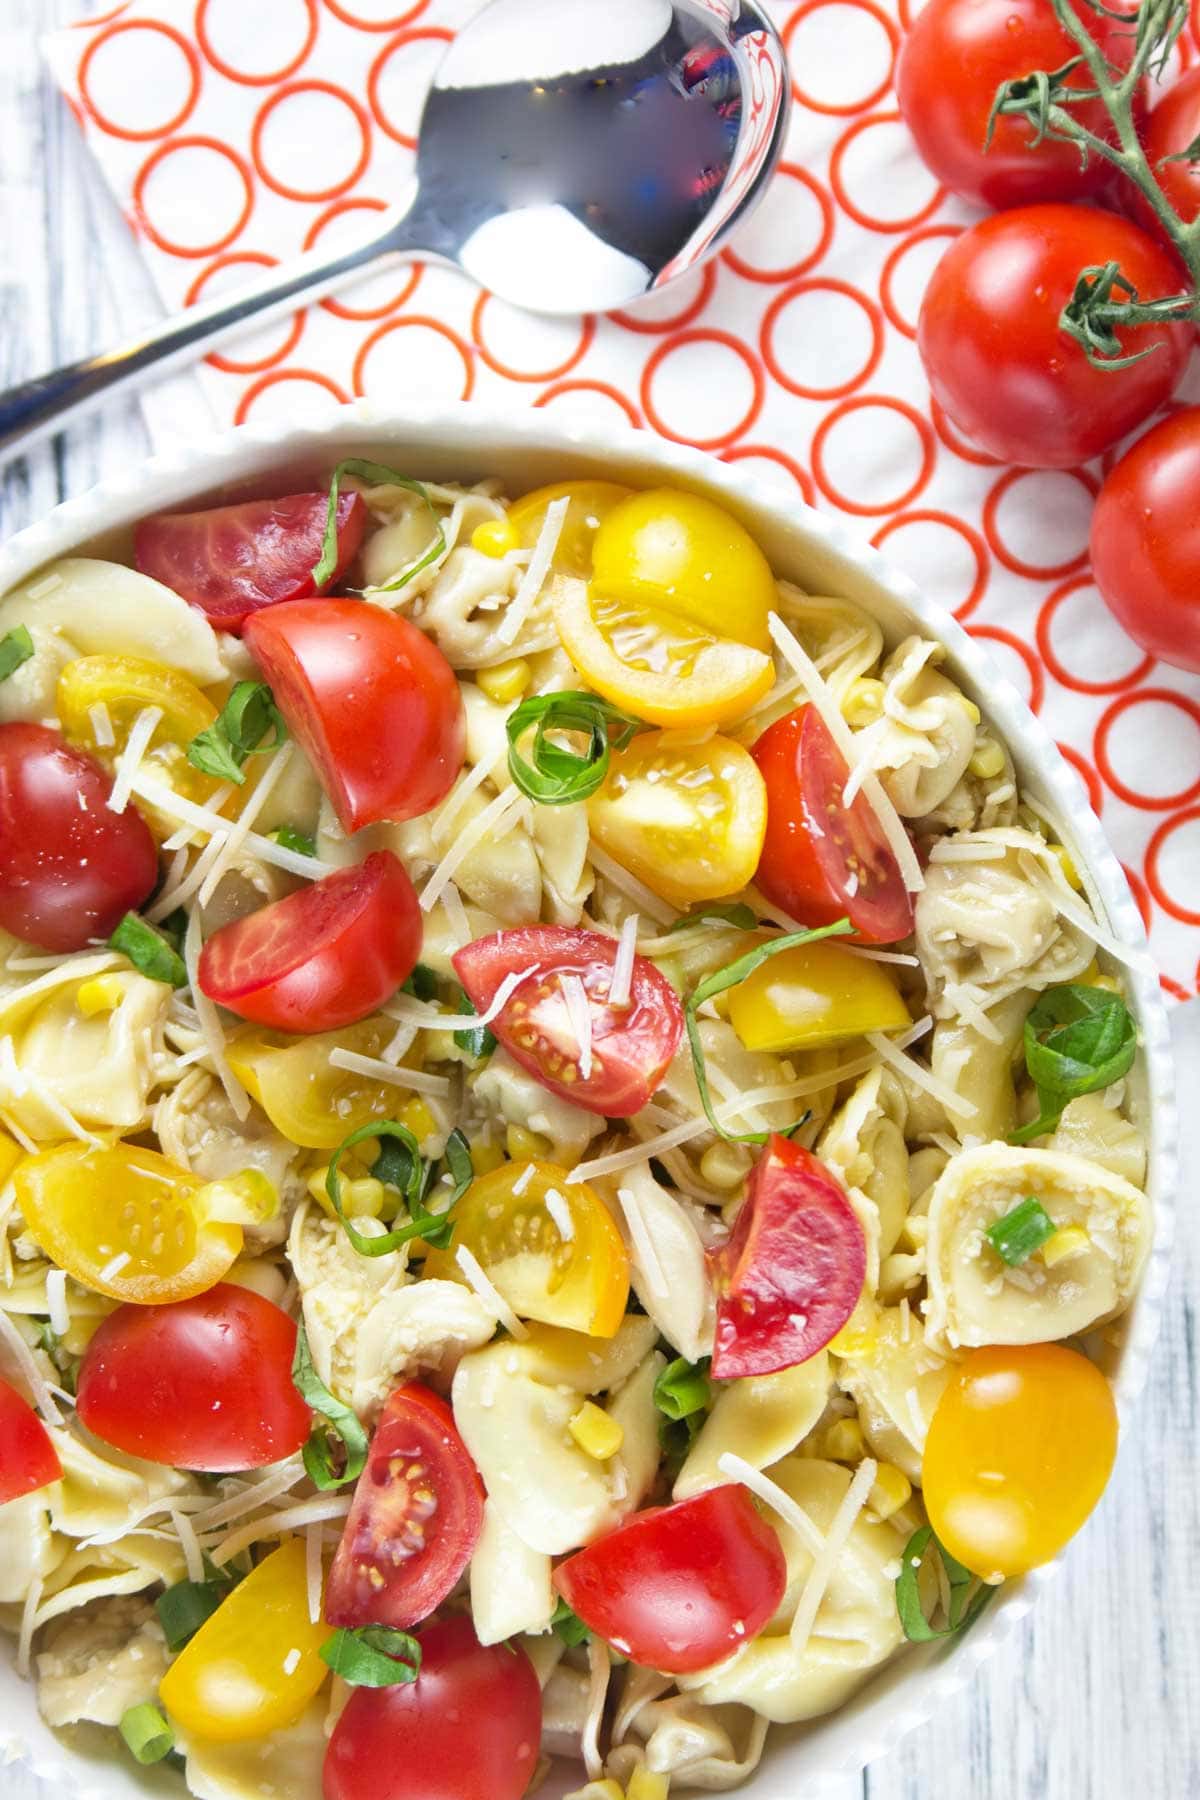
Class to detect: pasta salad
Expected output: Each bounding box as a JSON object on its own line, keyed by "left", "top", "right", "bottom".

{"left": 0, "top": 468, "right": 1152, "bottom": 1800}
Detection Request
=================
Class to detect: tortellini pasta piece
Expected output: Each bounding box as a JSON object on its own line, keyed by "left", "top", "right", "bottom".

{"left": 471, "top": 1048, "right": 605, "bottom": 1167}
{"left": 180, "top": 1696, "right": 328, "bottom": 1800}
{"left": 771, "top": 585, "right": 883, "bottom": 706}
{"left": 1, "top": 969, "right": 170, "bottom": 1139}
{"left": 406, "top": 547, "right": 564, "bottom": 667}
{"left": 35, "top": 1595, "right": 169, "bottom": 1729}
{"left": 48, "top": 1425, "right": 199, "bottom": 1543}
{"left": 929, "top": 990, "right": 1030, "bottom": 1145}
{"left": 350, "top": 1279, "right": 496, "bottom": 1421}
{"left": 655, "top": 1020, "right": 802, "bottom": 1147}
{"left": 34, "top": 1532, "right": 186, "bottom": 1629}
{"left": 834, "top": 1304, "right": 954, "bottom": 1484}
{"left": 608, "top": 1164, "right": 714, "bottom": 1363}
{"left": 924, "top": 1143, "right": 1152, "bottom": 1350}
{"left": 1049, "top": 1092, "right": 1147, "bottom": 1188}
{"left": 608, "top": 1349, "right": 666, "bottom": 1516}
{"left": 609, "top": 1696, "right": 769, "bottom": 1792}
{"left": 154, "top": 1068, "right": 304, "bottom": 1241}
{"left": 288, "top": 1202, "right": 410, "bottom": 1401}
{"left": 0, "top": 1490, "right": 66, "bottom": 1605}
{"left": 674, "top": 1353, "right": 831, "bottom": 1501}
{"left": 818, "top": 1068, "right": 910, "bottom": 1257}
{"left": 533, "top": 801, "right": 595, "bottom": 925}
{"left": 470, "top": 1499, "right": 554, "bottom": 1645}
{"left": 866, "top": 639, "right": 978, "bottom": 819}
{"left": 678, "top": 1458, "right": 906, "bottom": 1723}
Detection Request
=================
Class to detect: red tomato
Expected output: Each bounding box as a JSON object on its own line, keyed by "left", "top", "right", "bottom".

{"left": 325, "top": 1384, "right": 484, "bottom": 1631}
{"left": 0, "top": 723, "right": 158, "bottom": 952}
{"left": 244, "top": 599, "right": 465, "bottom": 833}
{"left": 752, "top": 705, "right": 913, "bottom": 945}
{"left": 134, "top": 492, "right": 366, "bottom": 635}
{"left": 897, "top": 0, "right": 1137, "bottom": 210}
{"left": 0, "top": 1378, "right": 62, "bottom": 1503}
{"left": 918, "top": 204, "right": 1192, "bottom": 468}
{"left": 553, "top": 1485, "right": 786, "bottom": 1675}
{"left": 323, "top": 1615, "right": 541, "bottom": 1800}
{"left": 1090, "top": 406, "right": 1200, "bottom": 672}
{"left": 198, "top": 850, "right": 421, "bottom": 1034}
{"left": 76, "top": 1283, "right": 311, "bottom": 1471}
{"left": 1135, "top": 68, "right": 1200, "bottom": 233}
{"left": 711, "top": 1134, "right": 866, "bottom": 1379}
{"left": 452, "top": 925, "right": 684, "bottom": 1118}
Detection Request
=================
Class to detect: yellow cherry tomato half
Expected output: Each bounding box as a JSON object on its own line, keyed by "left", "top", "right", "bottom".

{"left": 56, "top": 654, "right": 222, "bottom": 826}
{"left": 589, "top": 730, "right": 767, "bottom": 909}
{"left": 555, "top": 582, "right": 774, "bottom": 730}
{"left": 508, "top": 480, "right": 633, "bottom": 579}
{"left": 425, "top": 1160, "right": 629, "bottom": 1336}
{"left": 13, "top": 1142, "right": 242, "bottom": 1305}
{"left": 727, "top": 939, "right": 910, "bottom": 1053}
{"left": 227, "top": 1016, "right": 431, "bottom": 1150}
{"left": 922, "top": 1343, "right": 1118, "bottom": 1578}
{"left": 591, "top": 487, "right": 776, "bottom": 651}
{"left": 160, "top": 1539, "right": 328, "bottom": 1743}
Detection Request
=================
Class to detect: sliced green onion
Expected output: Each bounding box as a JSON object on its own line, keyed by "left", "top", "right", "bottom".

{"left": 550, "top": 1597, "right": 591, "bottom": 1648}
{"left": 685, "top": 918, "right": 855, "bottom": 1144}
{"left": 985, "top": 1196, "right": 1056, "bottom": 1267}
{"left": 506, "top": 691, "right": 648, "bottom": 805}
{"left": 158, "top": 906, "right": 190, "bottom": 948}
{"left": 653, "top": 1355, "right": 712, "bottom": 1423}
{"left": 187, "top": 680, "right": 288, "bottom": 785}
{"left": 119, "top": 1703, "right": 175, "bottom": 1765}
{"left": 895, "top": 1524, "right": 996, "bottom": 1642}
{"left": 156, "top": 1576, "right": 231, "bottom": 1652}
{"left": 270, "top": 824, "right": 317, "bottom": 859}
{"left": 0, "top": 625, "right": 35, "bottom": 683}
{"left": 402, "top": 962, "right": 439, "bottom": 1003}
{"left": 1011, "top": 982, "right": 1137, "bottom": 1144}
{"left": 314, "top": 459, "right": 445, "bottom": 592}
{"left": 327, "top": 1121, "right": 466, "bottom": 1259}
{"left": 109, "top": 912, "right": 188, "bottom": 988}
{"left": 292, "top": 1322, "right": 369, "bottom": 1491}
{"left": 453, "top": 986, "right": 496, "bottom": 1061}
{"left": 668, "top": 903, "right": 758, "bottom": 933}
{"left": 320, "top": 1625, "right": 422, "bottom": 1687}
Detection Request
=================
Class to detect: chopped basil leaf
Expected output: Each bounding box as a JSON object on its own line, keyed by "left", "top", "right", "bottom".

{"left": 292, "top": 1322, "right": 369, "bottom": 1491}
{"left": 895, "top": 1524, "right": 996, "bottom": 1642}
{"left": 653, "top": 1355, "right": 712, "bottom": 1423}
{"left": 320, "top": 1625, "right": 422, "bottom": 1687}
{"left": 668, "top": 903, "right": 758, "bottom": 934}
{"left": 444, "top": 1128, "right": 475, "bottom": 1202}
{"left": 327, "top": 1120, "right": 464, "bottom": 1258}
{"left": 658, "top": 1409, "right": 704, "bottom": 1479}
{"left": 685, "top": 919, "right": 855, "bottom": 1144}
{"left": 314, "top": 460, "right": 445, "bottom": 591}
{"left": 550, "top": 1598, "right": 591, "bottom": 1648}
{"left": 985, "top": 1195, "right": 1056, "bottom": 1266}
{"left": 506, "top": 691, "right": 649, "bottom": 805}
{"left": 402, "top": 962, "right": 439, "bottom": 1003}
{"left": 109, "top": 912, "right": 188, "bottom": 988}
{"left": 453, "top": 986, "right": 496, "bottom": 1061}
{"left": 187, "top": 681, "right": 288, "bottom": 785}
{"left": 158, "top": 906, "right": 190, "bottom": 949}
{"left": 270, "top": 824, "right": 317, "bottom": 858}
{"left": 156, "top": 1575, "right": 233, "bottom": 1652}
{"left": 1010, "top": 983, "right": 1137, "bottom": 1144}
{"left": 119, "top": 1703, "right": 175, "bottom": 1765}
{"left": 0, "top": 625, "right": 34, "bottom": 683}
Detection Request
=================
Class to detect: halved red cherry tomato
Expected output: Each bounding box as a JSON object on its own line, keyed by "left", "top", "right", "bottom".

{"left": 1136, "top": 67, "right": 1200, "bottom": 233}
{"left": 1090, "top": 406, "right": 1200, "bottom": 673}
{"left": 76, "top": 1283, "right": 311, "bottom": 1471}
{"left": 918, "top": 204, "right": 1191, "bottom": 468}
{"left": 198, "top": 850, "right": 421, "bottom": 1034}
{"left": 323, "top": 1615, "right": 542, "bottom": 1800}
{"left": 133, "top": 491, "right": 367, "bottom": 634}
{"left": 244, "top": 599, "right": 465, "bottom": 832}
{"left": 553, "top": 1485, "right": 786, "bottom": 1675}
{"left": 753, "top": 705, "right": 913, "bottom": 945}
{"left": 325, "top": 1384, "right": 484, "bottom": 1631}
{"left": 452, "top": 925, "right": 683, "bottom": 1118}
{"left": 0, "top": 723, "right": 158, "bottom": 952}
{"left": 0, "top": 1378, "right": 62, "bottom": 1503}
{"left": 711, "top": 1135, "right": 866, "bottom": 1379}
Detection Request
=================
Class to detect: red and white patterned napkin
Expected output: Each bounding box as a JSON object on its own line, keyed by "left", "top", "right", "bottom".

{"left": 44, "top": 0, "right": 1200, "bottom": 997}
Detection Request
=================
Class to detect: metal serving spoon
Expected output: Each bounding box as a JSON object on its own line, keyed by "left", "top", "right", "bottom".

{"left": 0, "top": 0, "right": 788, "bottom": 463}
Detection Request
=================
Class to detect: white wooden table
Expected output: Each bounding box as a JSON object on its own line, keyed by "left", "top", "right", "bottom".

{"left": 1, "top": 4, "right": 1198, "bottom": 1795}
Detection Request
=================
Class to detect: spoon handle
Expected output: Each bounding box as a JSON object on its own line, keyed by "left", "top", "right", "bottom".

{"left": 0, "top": 205, "right": 426, "bottom": 465}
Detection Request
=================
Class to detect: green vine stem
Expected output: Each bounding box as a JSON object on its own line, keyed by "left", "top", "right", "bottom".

{"left": 987, "top": 0, "right": 1200, "bottom": 364}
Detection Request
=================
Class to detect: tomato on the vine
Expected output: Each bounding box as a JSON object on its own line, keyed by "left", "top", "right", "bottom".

{"left": 918, "top": 204, "right": 1192, "bottom": 468}
{"left": 1090, "top": 406, "right": 1200, "bottom": 672}
{"left": 1136, "top": 67, "right": 1200, "bottom": 234}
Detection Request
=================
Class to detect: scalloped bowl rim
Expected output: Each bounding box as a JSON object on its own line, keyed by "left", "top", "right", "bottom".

{"left": 0, "top": 402, "right": 1177, "bottom": 1800}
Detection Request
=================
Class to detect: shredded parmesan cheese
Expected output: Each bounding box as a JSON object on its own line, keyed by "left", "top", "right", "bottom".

{"left": 717, "top": 1454, "right": 826, "bottom": 1557}
{"left": 171, "top": 1507, "right": 205, "bottom": 1584}
{"left": 208, "top": 1496, "right": 354, "bottom": 1569}
{"left": 616, "top": 1186, "right": 668, "bottom": 1299}
{"left": 0, "top": 1309, "right": 62, "bottom": 1425}
{"left": 45, "top": 1269, "right": 69, "bottom": 1339}
{"left": 420, "top": 785, "right": 528, "bottom": 913}
{"left": 191, "top": 1459, "right": 307, "bottom": 1534}
{"left": 16, "top": 1576, "right": 43, "bottom": 1678}
{"left": 198, "top": 742, "right": 296, "bottom": 907}
{"left": 544, "top": 1187, "right": 575, "bottom": 1243}
{"left": 306, "top": 1521, "right": 324, "bottom": 1625}
{"left": 146, "top": 831, "right": 230, "bottom": 924}
{"left": 497, "top": 495, "right": 568, "bottom": 646}
{"left": 183, "top": 908, "right": 251, "bottom": 1122}
{"left": 106, "top": 706, "right": 163, "bottom": 815}
{"left": 608, "top": 912, "right": 639, "bottom": 1009}
{"left": 454, "top": 1244, "right": 528, "bottom": 1338}
{"left": 0, "top": 1110, "right": 37, "bottom": 1156}
{"left": 587, "top": 845, "right": 675, "bottom": 926}
{"left": 788, "top": 1456, "right": 878, "bottom": 1653}
{"left": 87, "top": 700, "right": 115, "bottom": 748}
{"left": 559, "top": 973, "right": 594, "bottom": 1079}
{"left": 128, "top": 771, "right": 332, "bottom": 881}
{"left": 581, "top": 1637, "right": 611, "bottom": 1780}
{"left": 328, "top": 1048, "right": 451, "bottom": 1097}
{"left": 431, "top": 745, "right": 508, "bottom": 846}
{"left": 867, "top": 1030, "right": 978, "bottom": 1121}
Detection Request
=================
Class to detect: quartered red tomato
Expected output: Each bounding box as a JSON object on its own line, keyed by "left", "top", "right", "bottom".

{"left": 711, "top": 1135, "right": 866, "bottom": 1379}
{"left": 0, "top": 723, "right": 159, "bottom": 952}
{"left": 198, "top": 850, "right": 421, "bottom": 1034}
{"left": 753, "top": 705, "right": 914, "bottom": 945}
{"left": 245, "top": 599, "right": 465, "bottom": 833}
{"left": 325, "top": 1384, "right": 484, "bottom": 1631}
{"left": 75, "top": 1283, "right": 312, "bottom": 1471}
{"left": 134, "top": 491, "right": 367, "bottom": 634}
{"left": 323, "top": 1616, "right": 542, "bottom": 1800}
{"left": 0, "top": 1378, "right": 62, "bottom": 1503}
{"left": 452, "top": 925, "right": 684, "bottom": 1118}
{"left": 553, "top": 1485, "right": 786, "bottom": 1675}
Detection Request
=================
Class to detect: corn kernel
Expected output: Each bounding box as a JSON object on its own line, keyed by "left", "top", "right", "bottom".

{"left": 1040, "top": 1225, "right": 1090, "bottom": 1268}
{"left": 627, "top": 1770, "right": 670, "bottom": 1800}
{"left": 819, "top": 1417, "right": 866, "bottom": 1463}
{"left": 959, "top": 697, "right": 982, "bottom": 725}
{"left": 1047, "top": 843, "right": 1083, "bottom": 891}
{"left": 1091, "top": 974, "right": 1120, "bottom": 993}
{"left": 507, "top": 1123, "right": 552, "bottom": 1162}
{"left": 968, "top": 740, "right": 1005, "bottom": 780}
{"left": 699, "top": 1140, "right": 752, "bottom": 1191}
{"left": 569, "top": 1402, "right": 624, "bottom": 1461}
{"left": 470, "top": 1137, "right": 506, "bottom": 1176}
{"left": 477, "top": 657, "right": 532, "bottom": 704}
{"left": 398, "top": 1097, "right": 437, "bottom": 1150}
{"left": 472, "top": 518, "right": 520, "bottom": 558}
{"left": 869, "top": 1462, "right": 912, "bottom": 1520}
{"left": 843, "top": 677, "right": 885, "bottom": 727}
{"left": 197, "top": 1169, "right": 280, "bottom": 1227}
{"left": 307, "top": 1162, "right": 386, "bottom": 1219}
{"left": 568, "top": 1783, "right": 624, "bottom": 1800}
{"left": 76, "top": 974, "right": 125, "bottom": 1017}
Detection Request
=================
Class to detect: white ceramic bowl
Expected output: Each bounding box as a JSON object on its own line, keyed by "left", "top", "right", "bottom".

{"left": 0, "top": 403, "right": 1177, "bottom": 1800}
